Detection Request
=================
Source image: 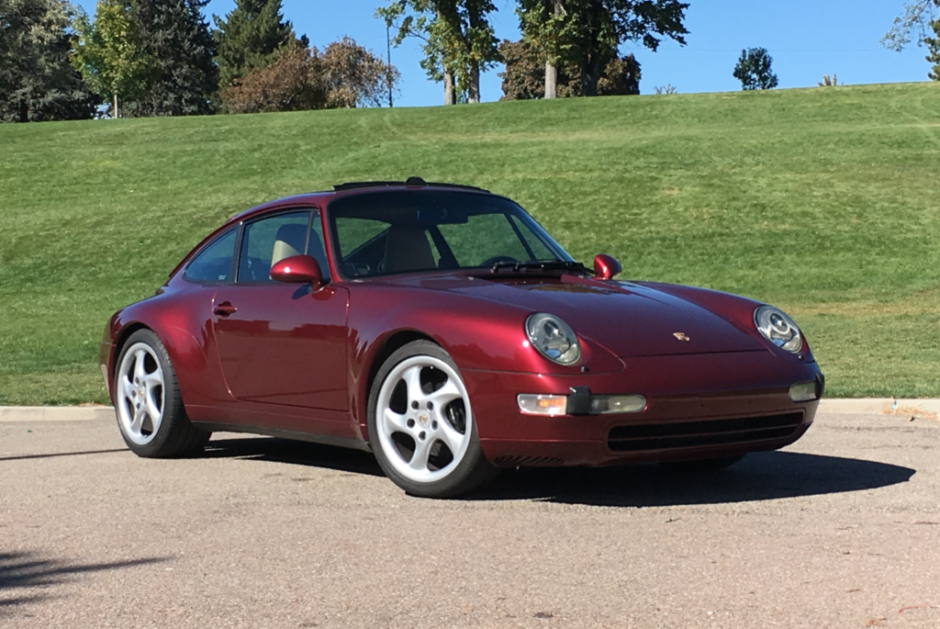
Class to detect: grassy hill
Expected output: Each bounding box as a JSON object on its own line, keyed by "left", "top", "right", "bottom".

{"left": 1, "top": 82, "right": 938, "bottom": 404}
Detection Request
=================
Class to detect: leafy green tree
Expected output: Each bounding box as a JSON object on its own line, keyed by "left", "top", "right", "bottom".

{"left": 71, "top": 0, "right": 153, "bottom": 118}
{"left": 882, "top": 0, "right": 938, "bottom": 51}
{"left": 123, "top": 0, "right": 218, "bottom": 116}
{"left": 378, "top": 0, "right": 500, "bottom": 104}
{"left": 213, "top": 0, "right": 297, "bottom": 98}
{"left": 925, "top": 11, "right": 940, "bottom": 79}
{"left": 0, "top": 0, "right": 98, "bottom": 122}
{"left": 517, "top": 0, "right": 688, "bottom": 98}
{"left": 498, "top": 38, "right": 639, "bottom": 100}
{"left": 733, "top": 47, "right": 778, "bottom": 91}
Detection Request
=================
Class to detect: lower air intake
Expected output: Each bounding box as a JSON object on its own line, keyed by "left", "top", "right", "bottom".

{"left": 608, "top": 412, "right": 804, "bottom": 452}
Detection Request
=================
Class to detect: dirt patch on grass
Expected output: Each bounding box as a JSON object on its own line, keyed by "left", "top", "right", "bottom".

{"left": 881, "top": 405, "right": 939, "bottom": 422}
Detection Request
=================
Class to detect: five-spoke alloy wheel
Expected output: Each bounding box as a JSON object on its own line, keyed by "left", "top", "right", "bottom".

{"left": 114, "top": 329, "right": 209, "bottom": 458}
{"left": 116, "top": 341, "right": 166, "bottom": 446}
{"left": 368, "top": 340, "right": 496, "bottom": 497}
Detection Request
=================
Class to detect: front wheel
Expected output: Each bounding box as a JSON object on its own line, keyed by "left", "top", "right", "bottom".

{"left": 367, "top": 340, "right": 497, "bottom": 498}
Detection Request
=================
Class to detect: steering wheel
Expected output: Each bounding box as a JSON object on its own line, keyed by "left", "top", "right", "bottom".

{"left": 481, "top": 255, "right": 518, "bottom": 268}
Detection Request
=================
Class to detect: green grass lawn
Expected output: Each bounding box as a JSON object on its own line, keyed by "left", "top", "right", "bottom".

{"left": 1, "top": 82, "right": 939, "bottom": 404}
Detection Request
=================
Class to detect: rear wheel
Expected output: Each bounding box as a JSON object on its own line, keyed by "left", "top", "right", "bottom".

{"left": 368, "top": 340, "right": 497, "bottom": 498}
{"left": 114, "top": 329, "right": 210, "bottom": 458}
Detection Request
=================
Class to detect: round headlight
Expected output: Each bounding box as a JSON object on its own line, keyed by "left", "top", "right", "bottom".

{"left": 525, "top": 313, "right": 581, "bottom": 366}
{"left": 754, "top": 305, "right": 803, "bottom": 353}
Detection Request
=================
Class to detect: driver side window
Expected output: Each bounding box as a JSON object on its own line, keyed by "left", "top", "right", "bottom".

{"left": 237, "top": 211, "right": 330, "bottom": 282}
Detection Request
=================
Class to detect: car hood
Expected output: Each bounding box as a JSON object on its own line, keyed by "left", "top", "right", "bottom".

{"left": 389, "top": 274, "right": 767, "bottom": 358}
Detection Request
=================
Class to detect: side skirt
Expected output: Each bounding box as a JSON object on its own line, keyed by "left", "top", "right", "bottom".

{"left": 192, "top": 422, "right": 373, "bottom": 453}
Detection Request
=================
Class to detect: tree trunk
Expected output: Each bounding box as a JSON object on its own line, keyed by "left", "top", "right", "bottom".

{"left": 113, "top": 93, "right": 119, "bottom": 119}
{"left": 18, "top": 99, "right": 28, "bottom": 123}
{"left": 443, "top": 70, "right": 456, "bottom": 105}
{"left": 467, "top": 61, "right": 480, "bottom": 103}
{"left": 580, "top": 56, "right": 601, "bottom": 97}
{"left": 545, "top": 61, "right": 558, "bottom": 99}
{"left": 545, "top": 0, "right": 563, "bottom": 99}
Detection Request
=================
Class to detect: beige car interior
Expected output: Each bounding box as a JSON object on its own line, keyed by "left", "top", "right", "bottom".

{"left": 271, "top": 223, "right": 307, "bottom": 269}
{"left": 271, "top": 222, "right": 329, "bottom": 279}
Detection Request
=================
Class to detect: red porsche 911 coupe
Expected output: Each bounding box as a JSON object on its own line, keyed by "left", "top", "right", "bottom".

{"left": 100, "top": 178, "right": 823, "bottom": 497}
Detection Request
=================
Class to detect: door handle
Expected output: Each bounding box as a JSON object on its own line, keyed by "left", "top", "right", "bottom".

{"left": 214, "top": 302, "right": 237, "bottom": 317}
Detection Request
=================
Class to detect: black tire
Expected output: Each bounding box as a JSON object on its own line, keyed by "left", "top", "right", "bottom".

{"left": 367, "top": 340, "right": 498, "bottom": 498}
{"left": 113, "top": 329, "right": 210, "bottom": 458}
{"left": 660, "top": 454, "right": 746, "bottom": 473}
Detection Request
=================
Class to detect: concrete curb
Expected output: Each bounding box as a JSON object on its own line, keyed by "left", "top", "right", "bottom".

{"left": 0, "top": 406, "right": 114, "bottom": 422}
{"left": 1, "top": 399, "right": 939, "bottom": 422}
{"left": 818, "top": 398, "right": 940, "bottom": 417}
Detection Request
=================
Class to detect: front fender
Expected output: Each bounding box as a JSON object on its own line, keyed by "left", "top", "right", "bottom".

{"left": 345, "top": 284, "right": 624, "bottom": 437}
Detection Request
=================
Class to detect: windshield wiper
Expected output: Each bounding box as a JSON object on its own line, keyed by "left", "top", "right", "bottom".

{"left": 490, "top": 259, "right": 593, "bottom": 275}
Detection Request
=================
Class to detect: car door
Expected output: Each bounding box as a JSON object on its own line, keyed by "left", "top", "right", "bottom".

{"left": 212, "top": 209, "right": 349, "bottom": 411}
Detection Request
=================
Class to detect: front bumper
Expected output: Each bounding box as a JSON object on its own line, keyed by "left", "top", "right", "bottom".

{"left": 461, "top": 351, "right": 822, "bottom": 467}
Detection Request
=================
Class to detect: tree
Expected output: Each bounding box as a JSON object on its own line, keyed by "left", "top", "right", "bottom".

{"left": 224, "top": 37, "right": 400, "bottom": 113}
{"left": 881, "top": 0, "right": 938, "bottom": 51}
{"left": 320, "top": 37, "right": 401, "bottom": 108}
{"left": 498, "top": 38, "right": 639, "bottom": 100}
{"left": 224, "top": 41, "right": 324, "bottom": 113}
{"left": 378, "top": 0, "right": 500, "bottom": 104}
{"left": 0, "top": 0, "right": 98, "bottom": 122}
{"left": 213, "top": 0, "right": 297, "bottom": 97}
{"left": 497, "top": 39, "right": 546, "bottom": 99}
{"left": 517, "top": 0, "right": 688, "bottom": 98}
{"left": 122, "top": 0, "right": 217, "bottom": 116}
{"left": 71, "top": 0, "right": 153, "bottom": 117}
{"left": 926, "top": 11, "right": 940, "bottom": 79}
{"left": 733, "top": 47, "right": 778, "bottom": 91}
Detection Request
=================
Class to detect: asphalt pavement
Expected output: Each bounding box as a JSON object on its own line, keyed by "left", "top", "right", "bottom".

{"left": 1, "top": 405, "right": 939, "bottom": 628}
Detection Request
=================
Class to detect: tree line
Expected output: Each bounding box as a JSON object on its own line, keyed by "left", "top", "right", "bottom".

{"left": 1, "top": 0, "right": 688, "bottom": 122}
{"left": 379, "top": 0, "right": 689, "bottom": 104}
{"left": 2, "top": 0, "right": 938, "bottom": 123}
{"left": 1, "top": 0, "right": 398, "bottom": 122}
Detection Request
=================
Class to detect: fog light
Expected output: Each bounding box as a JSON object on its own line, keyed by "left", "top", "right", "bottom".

{"left": 789, "top": 381, "right": 818, "bottom": 402}
{"left": 518, "top": 394, "right": 568, "bottom": 416}
{"left": 590, "top": 394, "right": 647, "bottom": 414}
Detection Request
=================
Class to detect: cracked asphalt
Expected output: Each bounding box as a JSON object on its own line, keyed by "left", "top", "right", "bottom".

{"left": 1, "top": 411, "right": 939, "bottom": 628}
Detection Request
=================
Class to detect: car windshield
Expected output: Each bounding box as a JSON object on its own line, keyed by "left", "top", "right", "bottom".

{"left": 328, "top": 189, "right": 573, "bottom": 278}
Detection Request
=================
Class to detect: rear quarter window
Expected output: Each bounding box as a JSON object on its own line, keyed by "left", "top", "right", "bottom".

{"left": 184, "top": 228, "right": 237, "bottom": 283}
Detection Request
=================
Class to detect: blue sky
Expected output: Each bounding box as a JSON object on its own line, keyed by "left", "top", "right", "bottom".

{"left": 75, "top": 0, "right": 937, "bottom": 107}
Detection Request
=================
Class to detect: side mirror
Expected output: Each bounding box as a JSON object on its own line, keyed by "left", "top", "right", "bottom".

{"left": 593, "top": 254, "right": 622, "bottom": 281}
{"left": 270, "top": 254, "right": 324, "bottom": 290}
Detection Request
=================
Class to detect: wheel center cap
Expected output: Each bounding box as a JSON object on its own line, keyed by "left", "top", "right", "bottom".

{"left": 418, "top": 413, "right": 429, "bottom": 426}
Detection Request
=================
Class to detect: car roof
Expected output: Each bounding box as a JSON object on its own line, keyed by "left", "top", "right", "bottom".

{"left": 225, "top": 178, "right": 490, "bottom": 225}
